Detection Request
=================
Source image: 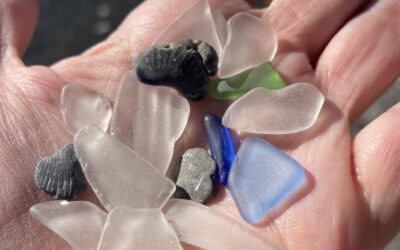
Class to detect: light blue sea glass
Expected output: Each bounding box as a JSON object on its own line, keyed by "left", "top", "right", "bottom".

{"left": 204, "top": 114, "right": 234, "bottom": 185}
{"left": 228, "top": 136, "right": 304, "bottom": 223}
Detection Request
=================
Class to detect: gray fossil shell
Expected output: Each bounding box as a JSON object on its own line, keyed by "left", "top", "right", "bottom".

{"left": 133, "top": 39, "right": 219, "bottom": 101}
{"left": 34, "top": 144, "right": 87, "bottom": 200}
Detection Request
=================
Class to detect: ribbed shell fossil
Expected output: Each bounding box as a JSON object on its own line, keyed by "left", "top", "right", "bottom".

{"left": 35, "top": 144, "right": 87, "bottom": 200}
{"left": 133, "top": 39, "right": 218, "bottom": 101}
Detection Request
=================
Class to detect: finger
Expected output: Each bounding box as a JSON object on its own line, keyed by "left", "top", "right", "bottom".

{"left": 353, "top": 102, "right": 400, "bottom": 248}
{"left": 261, "top": 0, "right": 369, "bottom": 61}
{"left": 315, "top": 0, "right": 400, "bottom": 123}
{"left": 0, "top": 0, "right": 38, "bottom": 64}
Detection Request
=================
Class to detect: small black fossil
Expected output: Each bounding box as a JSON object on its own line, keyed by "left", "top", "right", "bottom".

{"left": 133, "top": 39, "right": 219, "bottom": 101}
{"left": 35, "top": 144, "right": 87, "bottom": 200}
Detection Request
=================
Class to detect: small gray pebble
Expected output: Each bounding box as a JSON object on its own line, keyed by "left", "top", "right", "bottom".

{"left": 133, "top": 39, "right": 218, "bottom": 101}
{"left": 34, "top": 144, "right": 87, "bottom": 200}
{"left": 171, "top": 148, "right": 217, "bottom": 204}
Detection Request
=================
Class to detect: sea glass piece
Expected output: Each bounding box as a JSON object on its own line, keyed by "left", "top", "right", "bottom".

{"left": 61, "top": 83, "right": 112, "bottom": 135}
{"left": 98, "top": 206, "right": 182, "bottom": 250}
{"left": 74, "top": 125, "right": 176, "bottom": 211}
{"left": 154, "top": 0, "right": 222, "bottom": 58}
{"left": 228, "top": 136, "right": 305, "bottom": 223}
{"left": 204, "top": 114, "right": 234, "bottom": 185}
{"left": 164, "top": 199, "right": 283, "bottom": 250}
{"left": 212, "top": 10, "right": 228, "bottom": 47}
{"left": 30, "top": 201, "right": 107, "bottom": 250}
{"left": 208, "top": 61, "right": 286, "bottom": 100}
{"left": 110, "top": 71, "right": 189, "bottom": 174}
{"left": 218, "top": 13, "right": 277, "bottom": 79}
{"left": 222, "top": 83, "right": 325, "bottom": 134}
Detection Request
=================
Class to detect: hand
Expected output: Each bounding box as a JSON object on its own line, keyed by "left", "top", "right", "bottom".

{"left": 0, "top": 0, "right": 399, "bottom": 249}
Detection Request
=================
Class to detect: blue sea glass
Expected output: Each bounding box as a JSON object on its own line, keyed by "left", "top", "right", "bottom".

{"left": 228, "top": 136, "right": 304, "bottom": 223}
{"left": 204, "top": 114, "right": 234, "bottom": 185}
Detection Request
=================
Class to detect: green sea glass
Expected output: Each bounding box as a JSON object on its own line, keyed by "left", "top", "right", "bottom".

{"left": 207, "top": 61, "right": 286, "bottom": 100}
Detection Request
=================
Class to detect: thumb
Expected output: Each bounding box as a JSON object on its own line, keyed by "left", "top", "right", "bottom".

{"left": 0, "top": 0, "right": 38, "bottom": 66}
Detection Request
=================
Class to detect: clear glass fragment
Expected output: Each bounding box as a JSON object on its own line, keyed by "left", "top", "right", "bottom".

{"left": 30, "top": 201, "right": 106, "bottom": 250}
{"left": 98, "top": 206, "right": 182, "bottom": 250}
{"left": 61, "top": 83, "right": 111, "bottom": 135}
{"left": 110, "top": 71, "right": 190, "bottom": 174}
{"left": 164, "top": 199, "right": 283, "bottom": 250}
{"left": 222, "top": 83, "right": 325, "bottom": 134}
{"left": 74, "top": 125, "right": 176, "bottom": 211}
{"left": 218, "top": 13, "right": 277, "bottom": 79}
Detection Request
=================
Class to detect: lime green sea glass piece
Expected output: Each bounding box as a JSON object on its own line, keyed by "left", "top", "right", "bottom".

{"left": 207, "top": 61, "right": 286, "bottom": 100}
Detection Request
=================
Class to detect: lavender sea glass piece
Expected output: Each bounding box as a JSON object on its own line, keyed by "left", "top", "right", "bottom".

{"left": 218, "top": 13, "right": 277, "bottom": 79}
{"left": 164, "top": 199, "right": 283, "bottom": 250}
{"left": 61, "top": 83, "right": 112, "bottom": 135}
{"left": 228, "top": 136, "right": 305, "bottom": 223}
{"left": 204, "top": 114, "right": 234, "bottom": 185}
{"left": 30, "top": 201, "right": 107, "bottom": 250}
{"left": 110, "top": 71, "right": 189, "bottom": 174}
{"left": 98, "top": 206, "right": 182, "bottom": 250}
{"left": 74, "top": 125, "right": 176, "bottom": 211}
{"left": 222, "top": 83, "right": 325, "bottom": 134}
{"left": 154, "top": 0, "right": 222, "bottom": 58}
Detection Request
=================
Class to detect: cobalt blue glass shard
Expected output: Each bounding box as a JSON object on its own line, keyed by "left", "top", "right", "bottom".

{"left": 228, "top": 136, "right": 305, "bottom": 223}
{"left": 204, "top": 114, "right": 234, "bottom": 185}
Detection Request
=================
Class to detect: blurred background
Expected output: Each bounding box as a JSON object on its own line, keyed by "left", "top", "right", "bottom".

{"left": 21, "top": 1, "right": 400, "bottom": 248}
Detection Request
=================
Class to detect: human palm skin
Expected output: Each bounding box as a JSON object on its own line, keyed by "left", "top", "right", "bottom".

{"left": 1, "top": 0, "right": 400, "bottom": 249}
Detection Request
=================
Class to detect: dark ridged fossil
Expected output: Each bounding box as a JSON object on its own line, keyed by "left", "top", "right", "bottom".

{"left": 35, "top": 144, "right": 87, "bottom": 200}
{"left": 133, "top": 39, "right": 219, "bottom": 101}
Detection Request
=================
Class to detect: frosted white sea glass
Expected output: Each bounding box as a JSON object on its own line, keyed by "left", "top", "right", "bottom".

{"left": 110, "top": 71, "right": 189, "bottom": 174}
{"left": 218, "top": 13, "right": 277, "bottom": 79}
{"left": 98, "top": 206, "right": 182, "bottom": 250}
{"left": 154, "top": 0, "right": 222, "bottom": 57}
{"left": 74, "top": 125, "right": 176, "bottom": 211}
{"left": 61, "top": 83, "right": 111, "bottom": 135}
{"left": 30, "top": 201, "right": 106, "bottom": 250}
{"left": 163, "top": 199, "right": 283, "bottom": 250}
{"left": 222, "top": 83, "right": 325, "bottom": 134}
{"left": 212, "top": 10, "right": 228, "bottom": 47}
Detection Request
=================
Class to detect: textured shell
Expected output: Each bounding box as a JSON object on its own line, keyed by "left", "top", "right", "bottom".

{"left": 133, "top": 39, "right": 218, "bottom": 101}
{"left": 35, "top": 144, "right": 87, "bottom": 200}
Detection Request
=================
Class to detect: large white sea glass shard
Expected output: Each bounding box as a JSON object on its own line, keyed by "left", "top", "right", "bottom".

{"left": 30, "top": 201, "right": 106, "bottom": 250}
{"left": 110, "top": 71, "right": 190, "bottom": 174}
{"left": 222, "top": 83, "right": 325, "bottom": 134}
{"left": 98, "top": 206, "right": 182, "bottom": 250}
{"left": 61, "top": 83, "right": 112, "bottom": 135}
{"left": 154, "top": 0, "right": 223, "bottom": 57}
{"left": 163, "top": 199, "right": 283, "bottom": 250}
{"left": 212, "top": 10, "right": 228, "bottom": 47}
{"left": 218, "top": 13, "right": 277, "bottom": 79}
{"left": 74, "top": 125, "right": 176, "bottom": 211}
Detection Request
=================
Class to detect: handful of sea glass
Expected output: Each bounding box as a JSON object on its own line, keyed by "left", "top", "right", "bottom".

{"left": 30, "top": 0, "right": 325, "bottom": 249}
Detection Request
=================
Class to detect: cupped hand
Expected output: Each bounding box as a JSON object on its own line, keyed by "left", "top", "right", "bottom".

{"left": 0, "top": 0, "right": 399, "bottom": 249}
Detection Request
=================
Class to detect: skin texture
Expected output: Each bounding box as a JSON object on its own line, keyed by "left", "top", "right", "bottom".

{"left": 0, "top": 0, "right": 399, "bottom": 249}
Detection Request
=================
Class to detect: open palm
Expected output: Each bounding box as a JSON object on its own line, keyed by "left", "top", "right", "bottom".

{"left": 1, "top": 0, "right": 399, "bottom": 249}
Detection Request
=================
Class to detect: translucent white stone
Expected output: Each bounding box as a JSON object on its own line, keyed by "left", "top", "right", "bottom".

{"left": 110, "top": 71, "right": 190, "bottom": 174}
{"left": 212, "top": 10, "right": 228, "bottom": 47}
{"left": 222, "top": 83, "right": 325, "bottom": 134}
{"left": 218, "top": 13, "right": 277, "bottom": 79}
{"left": 98, "top": 206, "right": 182, "bottom": 250}
{"left": 61, "top": 83, "right": 112, "bottom": 135}
{"left": 154, "top": 0, "right": 222, "bottom": 58}
{"left": 74, "top": 125, "right": 176, "bottom": 211}
{"left": 163, "top": 199, "right": 283, "bottom": 250}
{"left": 30, "top": 201, "right": 106, "bottom": 250}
